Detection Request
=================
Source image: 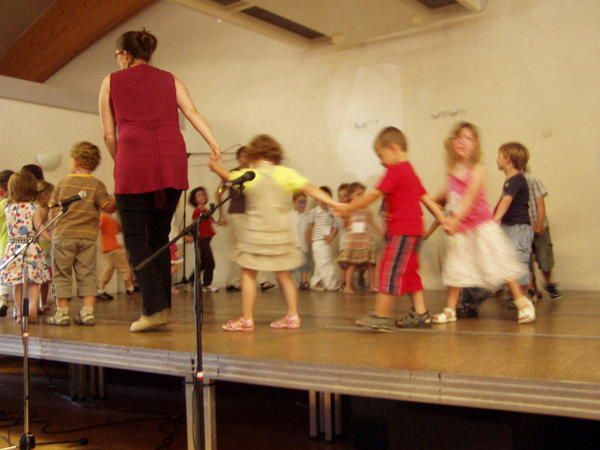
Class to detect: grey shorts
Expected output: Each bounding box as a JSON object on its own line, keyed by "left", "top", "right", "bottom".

{"left": 531, "top": 226, "right": 555, "bottom": 273}
{"left": 501, "top": 224, "right": 533, "bottom": 286}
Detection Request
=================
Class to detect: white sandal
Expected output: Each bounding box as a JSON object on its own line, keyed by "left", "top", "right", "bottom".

{"left": 514, "top": 296, "right": 536, "bottom": 324}
{"left": 432, "top": 307, "right": 457, "bottom": 324}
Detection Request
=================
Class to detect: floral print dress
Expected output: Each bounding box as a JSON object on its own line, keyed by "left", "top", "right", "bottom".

{"left": 0, "top": 202, "right": 50, "bottom": 285}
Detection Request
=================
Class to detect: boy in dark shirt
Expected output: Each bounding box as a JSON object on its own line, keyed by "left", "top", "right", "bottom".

{"left": 494, "top": 142, "right": 533, "bottom": 294}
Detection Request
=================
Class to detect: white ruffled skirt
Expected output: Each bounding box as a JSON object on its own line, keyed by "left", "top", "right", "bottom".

{"left": 442, "top": 221, "right": 526, "bottom": 289}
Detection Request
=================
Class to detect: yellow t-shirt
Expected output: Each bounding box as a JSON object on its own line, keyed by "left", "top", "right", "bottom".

{"left": 229, "top": 165, "right": 308, "bottom": 194}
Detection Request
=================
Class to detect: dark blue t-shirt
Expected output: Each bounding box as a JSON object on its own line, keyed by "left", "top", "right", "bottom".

{"left": 501, "top": 173, "right": 530, "bottom": 225}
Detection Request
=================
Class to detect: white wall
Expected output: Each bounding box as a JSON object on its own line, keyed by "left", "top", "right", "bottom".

{"left": 46, "top": 0, "right": 600, "bottom": 289}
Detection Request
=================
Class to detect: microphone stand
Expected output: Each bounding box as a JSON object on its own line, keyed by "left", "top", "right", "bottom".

{"left": 0, "top": 204, "right": 88, "bottom": 450}
{"left": 134, "top": 185, "right": 240, "bottom": 450}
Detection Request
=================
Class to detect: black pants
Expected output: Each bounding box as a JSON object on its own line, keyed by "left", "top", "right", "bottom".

{"left": 188, "top": 238, "right": 215, "bottom": 286}
{"left": 116, "top": 189, "right": 181, "bottom": 316}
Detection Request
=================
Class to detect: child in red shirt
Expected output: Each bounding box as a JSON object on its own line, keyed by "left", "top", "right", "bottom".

{"left": 187, "top": 186, "right": 218, "bottom": 292}
{"left": 336, "top": 127, "right": 446, "bottom": 329}
{"left": 97, "top": 213, "right": 135, "bottom": 300}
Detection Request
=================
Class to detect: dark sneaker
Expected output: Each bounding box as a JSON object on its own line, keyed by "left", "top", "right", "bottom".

{"left": 355, "top": 312, "right": 395, "bottom": 331}
{"left": 126, "top": 288, "right": 136, "bottom": 296}
{"left": 46, "top": 311, "right": 70, "bottom": 326}
{"left": 395, "top": 309, "right": 432, "bottom": 328}
{"left": 73, "top": 312, "right": 95, "bottom": 326}
{"left": 0, "top": 304, "right": 8, "bottom": 317}
{"left": 96, "top": 292, "right": 114, "bottom": 301}
{"left": 226, "top": 285, "right": 241, "bottom": 292}
{"left": 456, "top": 304, "right": 479, "bottom": 318}
{"left": 545, "top": 283, "right": 562, "bottom": 300}
{"left": 260, "top": 282, "right": 276, "bottom": 292}
{"left": 298, "top": 282, "right": 310, "bottom": 291}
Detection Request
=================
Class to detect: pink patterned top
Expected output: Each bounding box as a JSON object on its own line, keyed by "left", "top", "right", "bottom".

{"left": 447, "top": 168, "right": 493, "bottom": 232}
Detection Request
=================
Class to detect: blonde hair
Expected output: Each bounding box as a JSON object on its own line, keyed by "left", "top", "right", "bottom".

{"left": 498, "top": 142, "right": 529, "bottom": 171}
{"left": 445, "top": 121, "right": 481, "bottom": 170}
{"left": 374, "top": 126, "right": 408, "bottom": 151}
{"left": 71, "top": 141, "right": 101, "bottom": 171}
{"left": 246, "top": 134, "right": 283, "bottom": 164}
{"left": 8, "top": 170, "right": 39, "bottom": 203}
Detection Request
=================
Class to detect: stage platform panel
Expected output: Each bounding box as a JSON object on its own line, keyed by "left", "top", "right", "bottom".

{"left": 1, "top": 290, "right": 599, "bottom": 421}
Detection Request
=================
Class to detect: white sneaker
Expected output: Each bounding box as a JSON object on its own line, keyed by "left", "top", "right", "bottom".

{"left": 202, "top": 285, "right": 219, "bottom": 293}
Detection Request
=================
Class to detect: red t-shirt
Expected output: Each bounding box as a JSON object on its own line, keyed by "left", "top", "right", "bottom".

{"left": 192, "top": 207, "right": 216, "bottom": 239}
{"left": 376, "top": 162, "right": 426, "bottom": 236}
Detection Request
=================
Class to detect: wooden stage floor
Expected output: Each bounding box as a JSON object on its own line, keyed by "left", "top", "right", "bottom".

{"left": 1, "top": 289, "right": 599, "bottom": 447}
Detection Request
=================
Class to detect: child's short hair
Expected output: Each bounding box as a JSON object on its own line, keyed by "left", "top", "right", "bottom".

{"left": 37, "top": 180, "right": 54, "bottom": 196}
{"left": 236, "top": 146, "right": 247, "bottom": 159}
{"left": 319, "top": 186, "right": 332, "bottom": 197}
{"left": 188, "top": 186, "right": 208, "bottom": 207}
{"left": 247, "top": 135, "right": 283, "bottom": 164}
{"left": 499, "top": 142, "right": 529, "bottom": 171}
{"left": 348, "top": 182, "right": 366, "bottom": 194}
{"left": 0, "top": 170, "right": 15, "bottom": 191}
{"left": 21, "top": 164, "right": 44, "bottom": 180}
{"left": 292, "top": 191, "right": 307, "bottom": 202}
{"left": 8, "top": 170, "right": 38, "bottom": 203}
{"left": 337, "top": 183, "right": 350, "bottom": 192}
{"left": 374, "top": 126, "right": 408, "bottom": 151}
{"left": 71, "top": 141, "right": 101, "bottom": 171}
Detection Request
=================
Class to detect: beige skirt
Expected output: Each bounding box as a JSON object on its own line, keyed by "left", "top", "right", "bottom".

{"left": 442, "top": 221, "right": 526, "bottom": 289}
{"left": 232, "top": 242, "right": 303, "bottom": 272}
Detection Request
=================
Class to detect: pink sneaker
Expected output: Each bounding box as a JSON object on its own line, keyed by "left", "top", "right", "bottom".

{"left": 270, "top": 315, "right": 301, "bottom": 329}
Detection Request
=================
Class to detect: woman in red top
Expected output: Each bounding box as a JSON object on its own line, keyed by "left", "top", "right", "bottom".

{"left": 99, "top": 29, "right": 220, "bottom": 332}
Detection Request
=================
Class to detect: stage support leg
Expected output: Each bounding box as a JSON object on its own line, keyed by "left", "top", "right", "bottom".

{"left": 98, "top": 366, "right": 106, "bottom": 399}
{"left": 324, "top": 391, "right": 333, "bottom": 442}
{"left": 68, "top": 364, "right": 76, "bottom": 399}
{"left": 204, "top": 379, "right": 217, "bottom": 450}
{"left": 334, "top": 393, "right": 342, "bottom": 436}
{"left": 309, "top": 391, "right": 318, "bottom": 438}
{"left": 89, "top": 365, "right": 97, "bottom": 398}
{"left": 185, "top": 379, "right": 217, "bottom": 450}
{"left": 185, "top": 381, "right": 195, "bottom": 450}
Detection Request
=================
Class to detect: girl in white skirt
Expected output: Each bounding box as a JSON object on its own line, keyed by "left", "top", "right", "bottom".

{"left": 433, "top": 122, "right": 535, "bottom": 324}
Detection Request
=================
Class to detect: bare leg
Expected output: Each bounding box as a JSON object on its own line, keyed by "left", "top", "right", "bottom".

{"left": 27, "top": 284, "right": 40, "bottom": 323}
{"left": 301, "top": 271, "right": 309, "bottom": 284}
{"left": 241, "top": 268, "right": 257, "bottom": 321}
{"left": 81, "top": 295, "right": 95, "bottom": 312}
{"left": 343, "top": 265, "right": 356, "bottom": 294}
{"left": 507, "top": 280, "right": 524, "bottom": 300}
{"left": 368, "top": 265, "right": 378, "bottom": 292}
{"left": 276, "top": 271, "right": 299, "bottom": 317}
{"left": 409, "top": 290, "right": 427, "bottom": 315}
{"left": 446, "top": 286, "right": 461, "bottom": 310}
{"left": 56, "top": 297, "right": 69, "bottom": 311}
{"left": 13, "top": 284, "right": 22, "bottom": 321}
{"left": 373, "top": 293, "right": 395, "bottom": 317}
{"left": 40, "top": 282, "right": 50, "bottom": 311}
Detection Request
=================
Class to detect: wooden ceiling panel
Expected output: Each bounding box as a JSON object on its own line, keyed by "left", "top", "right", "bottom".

{"left": 0, "top": 0, "right": 155, "bottom": 82}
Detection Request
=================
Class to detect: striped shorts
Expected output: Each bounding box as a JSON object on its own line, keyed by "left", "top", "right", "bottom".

{"left": 378, "top": 235, "right": 422, "bottom": 296}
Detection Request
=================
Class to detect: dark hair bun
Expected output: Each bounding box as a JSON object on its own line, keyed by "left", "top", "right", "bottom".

{"left": 137, "top": 29, "right": 157, "bottom": 53}
{"left": 116, "top": 28, "right": 158, "bottom": 62}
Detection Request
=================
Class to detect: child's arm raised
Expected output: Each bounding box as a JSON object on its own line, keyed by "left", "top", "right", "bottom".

{"left": 207, "top": 157, "right": 230, "bottom": 181}
{"left": 300, "top": 183, "right": 340, "bottom": 208}
{"left": 334, "top": 188, "right": 382, "bottom": 217}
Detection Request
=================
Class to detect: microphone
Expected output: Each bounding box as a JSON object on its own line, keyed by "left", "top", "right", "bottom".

{"left": 51, "top": 191, "right": 88, "bottom": 208}
{"left": 223, "top": 171, "right": 256, "bottom": 188}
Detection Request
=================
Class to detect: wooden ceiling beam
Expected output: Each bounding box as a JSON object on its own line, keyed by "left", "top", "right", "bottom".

{"left": 0, "top": 0, "right": 155, "bottom": 83}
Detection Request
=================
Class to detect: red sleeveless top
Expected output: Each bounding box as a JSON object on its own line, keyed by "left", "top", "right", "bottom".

{"left": 110, "top": 64, "right": 188, "bottom": 194}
